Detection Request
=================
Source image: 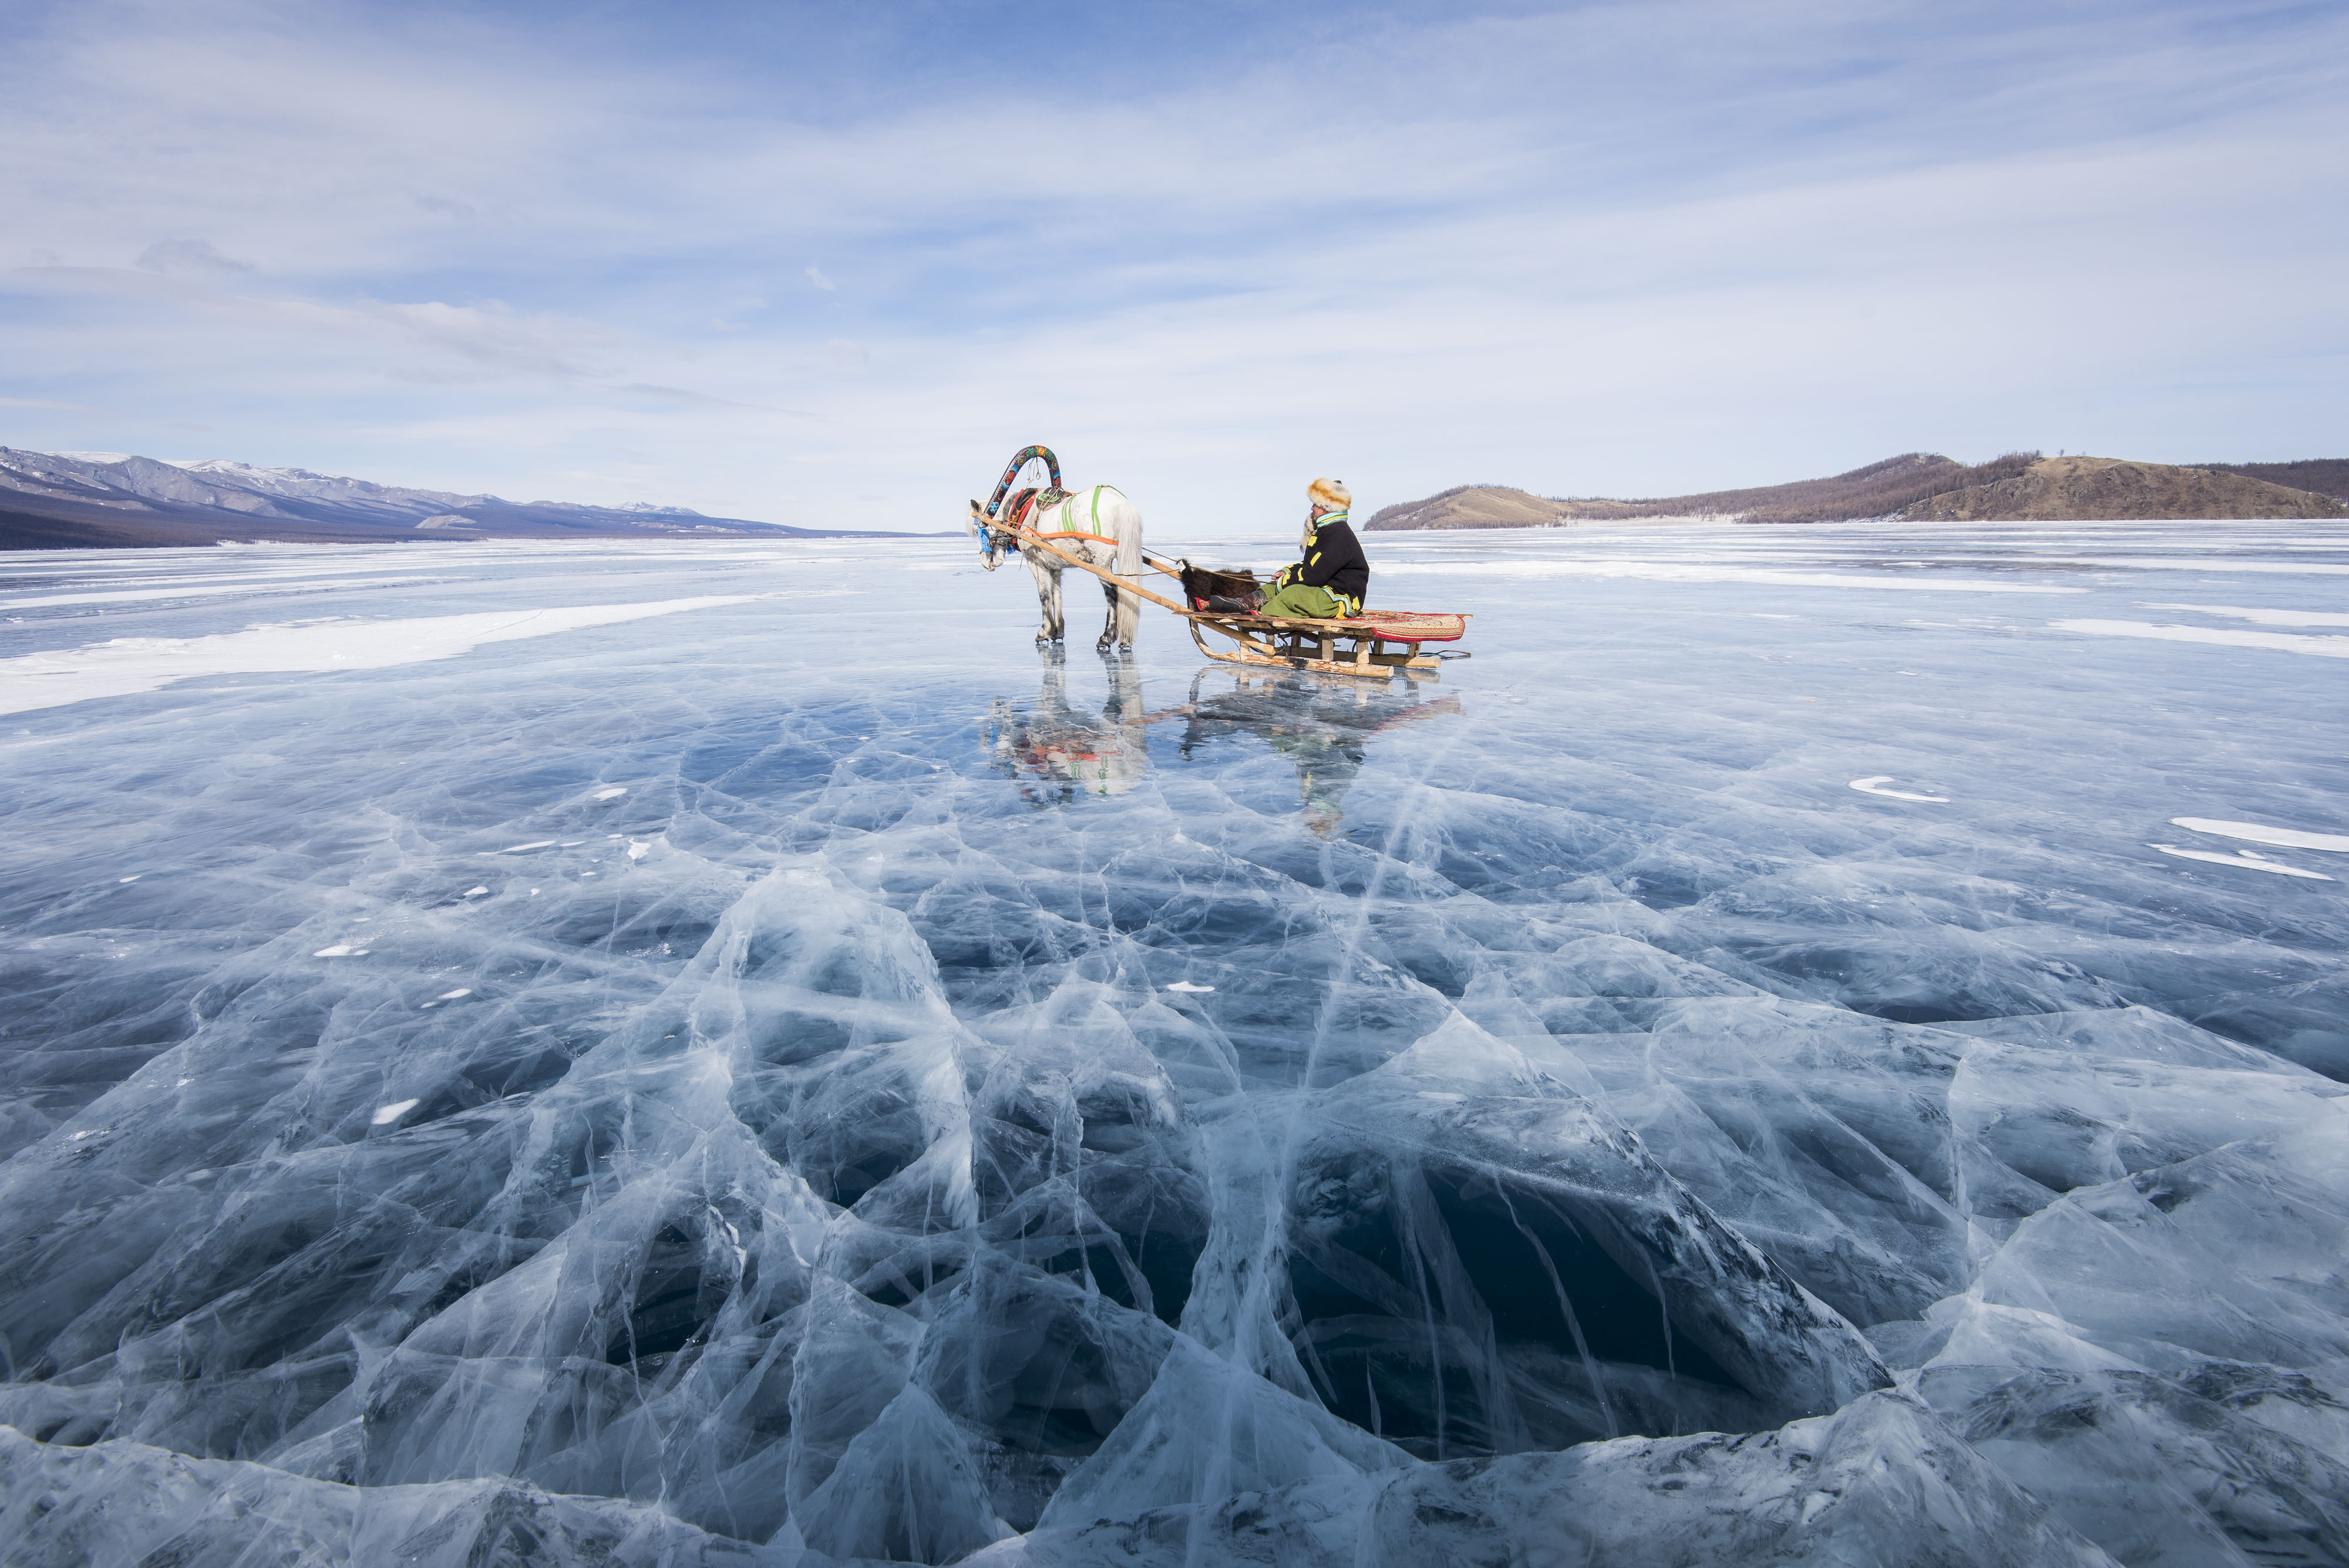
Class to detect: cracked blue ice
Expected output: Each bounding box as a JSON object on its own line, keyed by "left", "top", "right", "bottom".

{"left": 1, "top": 523, "right": 2346, "bottom": 1566}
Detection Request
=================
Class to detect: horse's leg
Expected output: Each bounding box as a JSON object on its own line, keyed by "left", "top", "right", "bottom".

{"left": 1045, "top": 560, "right": 1066, "bottom": 643}
{"left": 1105, "top": 657, "right": 1146, "bottom": 792}
{"left": 1105, "top": 652, "right": 1142, "bottom": 721}
{"left": 1030, "top": 551, "right": 1061, "bottom": 642}
{"left": 1095, "top": 556, "right": 1119, "bottom": 653}
{"left": 1039, "top": 645, "right": 1068, "bottom": 711}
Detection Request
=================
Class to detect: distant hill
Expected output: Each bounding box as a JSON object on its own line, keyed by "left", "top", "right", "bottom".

{"left": 1363, "top": 485, "right": 1575, "bottom": 531}
{"left": 1366, "top": 452, "right": 2040, "bottom": 530}
{"left": 1904, "top": 455, "right": 2348, "bottom": 522}
{"left": 1364, "top": 450, "right": 2349, "bottom": 529}
{"left": 0, "top": 447, "right": 903, "bottom": 549}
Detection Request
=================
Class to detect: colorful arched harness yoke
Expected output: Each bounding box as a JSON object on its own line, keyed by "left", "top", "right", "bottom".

{"left": 979, "top": 446, "right": 1065, "bottom": 557}
{"left": 983, "top": 445, "right": 1062, "bottom": 519}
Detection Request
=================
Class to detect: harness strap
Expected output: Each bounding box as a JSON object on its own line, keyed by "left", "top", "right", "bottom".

{"left": 1031, "top": 485, "right": 1121, "bottom": 540}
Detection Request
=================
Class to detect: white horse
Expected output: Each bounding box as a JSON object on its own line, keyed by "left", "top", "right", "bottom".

{"left": 967, "top": 446, "right": 1144, "bottom": 652}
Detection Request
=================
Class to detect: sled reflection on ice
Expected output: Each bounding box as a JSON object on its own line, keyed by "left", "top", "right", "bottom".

{"left": 983, "top": 657, "right": 1461, "bottom": 833}
{"left": 1176, "top": 668, "right": 1463, "bottom": 837}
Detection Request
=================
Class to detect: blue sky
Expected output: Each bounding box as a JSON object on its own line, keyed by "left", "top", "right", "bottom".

{"left": 3, "top": 0, "right": 2344, "bottom": 532}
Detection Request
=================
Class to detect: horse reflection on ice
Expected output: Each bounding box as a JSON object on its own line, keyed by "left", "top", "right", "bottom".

{"left": 984, "top": 655, "right": 1460, "bottom": 833}
{"left": 982, "top": 651, "right": 1155, "bottom": 803}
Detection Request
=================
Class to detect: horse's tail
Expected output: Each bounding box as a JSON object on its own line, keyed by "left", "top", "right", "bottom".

{"left": 1112, "top": 487, "right": 1142, "bottom": 581}
{"left": 984, "top": 445, "right": 1062, "bottom": 519}
{"left": 1108, "top": 487, "right": 1143, "bottom": 645}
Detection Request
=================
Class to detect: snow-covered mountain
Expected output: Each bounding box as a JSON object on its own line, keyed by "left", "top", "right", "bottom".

{"left": 2, "top": 448, "right": 486, "bottom": 522}
{"left": 0, "top": 446, "right": 863, "bottom": 547}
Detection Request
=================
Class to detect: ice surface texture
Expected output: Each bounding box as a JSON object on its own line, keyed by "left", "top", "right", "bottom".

{"left": 2, "top": 524, "right": 2346, "bottom": 1566}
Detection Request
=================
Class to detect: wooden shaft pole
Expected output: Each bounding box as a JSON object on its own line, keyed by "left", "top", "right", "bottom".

{"left": 1002, "top": 524, "right": 1193, "bottom": 615}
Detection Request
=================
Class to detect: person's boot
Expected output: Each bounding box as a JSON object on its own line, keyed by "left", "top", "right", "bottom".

{"left": 1206, "top": 593, "right": 1260, "bottom": 614}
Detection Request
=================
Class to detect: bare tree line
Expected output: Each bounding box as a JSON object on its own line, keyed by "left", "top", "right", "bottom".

{"left": 2193, "top": 458, "right": 2349, "bottom": 503}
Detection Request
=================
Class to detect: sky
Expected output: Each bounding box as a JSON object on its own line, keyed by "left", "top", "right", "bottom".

{"left": 2, "top": 0, "right": 2345, "bottom": 534}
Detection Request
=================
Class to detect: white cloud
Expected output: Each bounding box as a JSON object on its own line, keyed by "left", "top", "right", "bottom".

{"left": 804, "top": 265, "right": 835, "bottom": 291}
{"left": 0, "top": 394, "right": 113, "bottom": 413}
{"left": 135, "top": 238, "right": 254, "bottom": 275}
{"left": 358, "top": 298, "right": 617, "bottom": 380}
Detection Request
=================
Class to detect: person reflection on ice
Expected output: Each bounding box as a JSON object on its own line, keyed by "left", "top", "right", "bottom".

{"left": 1179, "top": 669, "right": 1462, "bottom": 839}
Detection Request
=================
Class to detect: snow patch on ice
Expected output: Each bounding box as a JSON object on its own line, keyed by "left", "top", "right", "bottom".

{"left": 2091, "top": 557, "right": 2349, "bottom": 575}
{"left": 2172, "top": 817, "right": 2349, "bottom": 853}
{"left": 0, "top": 577, "right": 426, "bottom": 609}
{"left": 1849, "top": 776, "right": 1949, "bottom": 802}
{"left": 2143, "top": 602, "right": 2349, "bottom": 628}
{"left": 369, "top": 1099, "right": 420, "bottom": 1125}
{"left": 2149, "top": 844, "right": 2334, "bottom": 879}
{"left": 0, "top": 596, "right": 758, "bottom": 715}
{"left": 1390, "top": 560, "right": 2086, "bottom": 594}
{"left": 2052, "top": 618, "right": 2349, "bottom": 657}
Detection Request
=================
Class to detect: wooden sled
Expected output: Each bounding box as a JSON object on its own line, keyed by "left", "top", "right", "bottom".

{"left": 1183, "top": 608, "right": 1469, "bottom": 677}
{"left": 991, "top": 520, "right": 1472, "bottom": 681}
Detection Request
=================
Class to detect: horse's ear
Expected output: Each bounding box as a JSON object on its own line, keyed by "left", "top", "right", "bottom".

{"left": 968, "top": 499, "right": 983, "bottom": 515}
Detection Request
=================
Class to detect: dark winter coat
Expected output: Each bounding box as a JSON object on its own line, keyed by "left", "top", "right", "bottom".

{"left": 1297, "top": 512, "right": 1369, "bottom": 606}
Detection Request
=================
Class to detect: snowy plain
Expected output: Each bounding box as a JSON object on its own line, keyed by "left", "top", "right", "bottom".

{"left": 1, "top": 519, "right": 2345, "bottom": 1567}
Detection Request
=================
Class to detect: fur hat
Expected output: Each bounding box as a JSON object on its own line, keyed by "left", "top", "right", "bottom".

{"left": 1308, "top": 477, "right": 1351, "bottom": 512}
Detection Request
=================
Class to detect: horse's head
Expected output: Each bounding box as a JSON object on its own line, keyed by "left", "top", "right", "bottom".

{"left": 968, "top": 498, "right": 1006, "bottom": 571}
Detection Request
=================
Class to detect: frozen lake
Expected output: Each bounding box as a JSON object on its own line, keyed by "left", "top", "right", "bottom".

{"left": 2, "top": 520, "right": 2346, "bottom": 1566}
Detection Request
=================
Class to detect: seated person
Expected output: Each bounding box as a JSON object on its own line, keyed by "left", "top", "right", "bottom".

{"left": 1258, "top": 477, "right": 1368, "bottom": 619}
